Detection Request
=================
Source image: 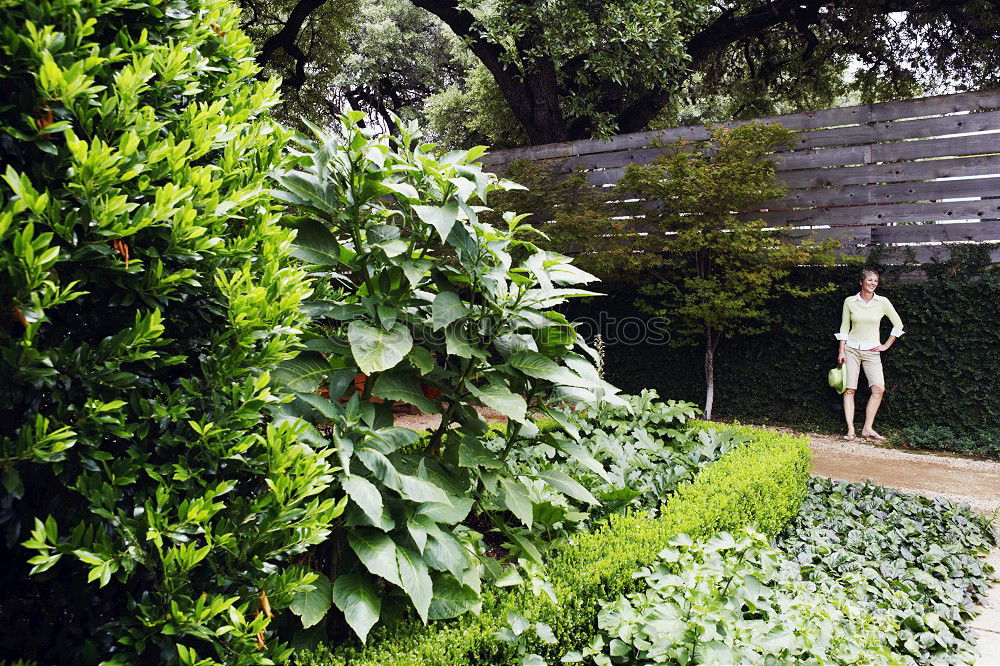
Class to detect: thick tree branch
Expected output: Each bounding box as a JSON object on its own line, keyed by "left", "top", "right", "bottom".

{"left": 256, "top": 0, "right": 328, "bottom": 85}
{"left": 409, "top": 0, "right": 569, "bottom": 143}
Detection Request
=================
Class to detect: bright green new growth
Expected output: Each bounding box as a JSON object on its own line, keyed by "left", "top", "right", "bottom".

{"left": 0, "top": 0, "right": 342, "bottom": 663}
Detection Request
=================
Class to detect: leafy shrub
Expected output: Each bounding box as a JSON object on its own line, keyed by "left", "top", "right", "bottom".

{"left": 778, "top": 478, "right": 997, "bottom": 664}
{"left": 296, "top": 424, "right": 812, "bottom": 665}
{"left": 569, "top": 529, "right": 902, "bottom": 665}
{"left": 267, "top": 113, "right": 625, "bottom": 642}
{"left": 0, "top": 0, "right": 339, "bottom": 663}
{"left": 896, "top": 425, "right": 982, "bottom": 454}
{"left": 506, "top": 392, "right": 746, "bottom": 519}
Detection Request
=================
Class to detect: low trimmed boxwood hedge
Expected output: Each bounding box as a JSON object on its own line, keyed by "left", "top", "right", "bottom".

{"left": 297, "top": 424, "right": 811, "bottom": 665}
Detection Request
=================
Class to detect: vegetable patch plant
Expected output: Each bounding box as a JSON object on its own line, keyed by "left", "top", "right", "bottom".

{"left": 778, "top": 478, "right": 997, "bottom": 665}
{"left": 568, "top": 529, "right": 902, "bottom": 665}
{"left": 268, "top": 114, "right": 625, "bottom": 643}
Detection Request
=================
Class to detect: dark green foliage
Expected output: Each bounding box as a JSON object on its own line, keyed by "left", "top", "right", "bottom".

{"left": 778, "top": 478, "right": 997, "bottom": 664}
{"left": 0, "top": 0, "right": 343, "bottom": 663}
{"left": 295, "top": 424, "right": 812, "bottom": 665}
{"left": 564, "top": 260, "right": 1000, "bottom": 456}
{"left": 570, "top": 529, "right": 901, "bottom": 665}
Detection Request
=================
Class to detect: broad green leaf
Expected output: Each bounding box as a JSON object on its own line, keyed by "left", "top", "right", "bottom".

{"left": 467, "top": 377, "right": 527, "bottom": 424}
{"left": 332, "top": 574, "right": 381, "bottom": 643}
{"left": 500, "top": 478, "right": 533, "bottom": 528}
{"left": 342, "top": 476, "right": 385, "bottom": 530}
{"left": 555, "top": 439, "right": 610, "bottom": 482}
{"left": 356, "top": 448, "right": 403, "bottom": 492}
{"left": 458, "top": 434, "right": 504, "bottom": 470}
{"left": 396, "top": 546, "right": 433, "bottom": 623}
{"left": 417, "top": 496, "right": 474, "bottom": 524}
{"left": 274, "top": 171, "right": 336, "bottom": 214}
{"left": 399, "top": 473, "right": 450, "bottom": 504}
{"left": 294, "top": 391, "right": 341, "bottom": 420}
{"left": 371, "top": 369, "right": 439, "bottom": 414}
{"left": 432, "top": 291, "right": 469, "bottom": 331}
{"left": 273, "top": 352, "right": 329, "bottom": 392}
{"left": 371, "top": 427, "right": 422, "bottom": 454}
{"left": 414, "top": 201, "right": 459, "bottom": 241}
{"left": 506, "top": 351, "right": 591, "bottom": 388}
{"left": 289, "top": 219, "right": 346, "bottom": 266}
{"left": 348, "top": 321, "right": 413, "bottom": 374}
{"left": 427, "top": 573, "right": 480, "bottom": 620}
{"left": 406, "top": 346, "right": 436, "bottom": 374}
{"left": 422, "top": 526, "right": 469, "bottom": 580}
{"left": 348, "top": 531, "right": 400, "bottom": 586}
{"left": 537, "top": 469, "right": 599, "bottom": 505}
{"left": 289, "top": 573, "right": 332, "bottom": 628}
{"left": 542, "top": 405, "right": 580, "bottom": 441}
{"left": 407, "top": 514, "right": 436, "bottom": 553}
{"left": 524, "top": 251, "right": 553, "bottom": 292}
{"left": 445, "top": 325, "right": 482, "bottom": 359}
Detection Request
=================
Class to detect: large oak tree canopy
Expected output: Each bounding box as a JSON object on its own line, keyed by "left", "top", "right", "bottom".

{"left": 249, "top": 0, "right": 1000, "bottom": 145}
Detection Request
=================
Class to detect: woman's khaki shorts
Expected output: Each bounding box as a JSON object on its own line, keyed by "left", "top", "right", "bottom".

{"left": 845, "top": 346, "right": 884, "bottom": 390}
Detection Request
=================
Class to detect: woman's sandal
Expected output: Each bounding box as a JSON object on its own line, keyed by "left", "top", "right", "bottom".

{"left": 843, "top": 434, "right": 856, "bottom": 441}
{"left": 862, "top": 432, "right": 887, "bottom": 441}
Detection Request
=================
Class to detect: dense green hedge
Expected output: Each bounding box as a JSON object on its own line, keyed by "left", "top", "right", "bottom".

{"left": 569, "top": 258, "right": 1000, "bottom": 455}
{"left": 297, "top": 424, "right": 811, "bottom": 665}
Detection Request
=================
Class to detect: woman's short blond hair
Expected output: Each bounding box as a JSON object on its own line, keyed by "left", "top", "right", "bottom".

{"left": 859, "top": 268, "right": 879, "bottom": 284}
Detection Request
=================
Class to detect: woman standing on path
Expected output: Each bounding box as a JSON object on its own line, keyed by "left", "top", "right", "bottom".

{"left": 835, "top": 269, "right": 904, "bottom": 441}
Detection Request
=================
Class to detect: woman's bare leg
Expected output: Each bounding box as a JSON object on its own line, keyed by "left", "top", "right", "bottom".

{"left": 843, "top": 389, "right": 856, "bottom": 438}
{"left": 862, "top": 385, "right": 885, "bottom": 439}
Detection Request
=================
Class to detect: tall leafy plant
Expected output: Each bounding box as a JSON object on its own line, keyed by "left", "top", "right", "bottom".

{"left": 0, "top": 0, "right": 344, "bottom": 663}
{"left": 269, "top": 114, "right": 624, "bottom": 642}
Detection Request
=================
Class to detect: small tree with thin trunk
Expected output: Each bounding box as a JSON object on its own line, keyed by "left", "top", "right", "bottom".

{"left": 619, "top": 122, "right": 840, "bottom": 419}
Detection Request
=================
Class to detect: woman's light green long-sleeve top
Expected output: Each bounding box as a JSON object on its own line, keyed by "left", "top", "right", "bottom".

{"left": 835, "top": 293, "right": 904, "bottom": 348}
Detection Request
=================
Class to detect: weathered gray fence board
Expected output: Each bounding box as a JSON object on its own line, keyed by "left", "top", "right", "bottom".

{"left": 590, "top": 155, "right": 1000, "bottom": 190}
{"left": 779, "top": 155, "right": 1000, "bottom": 189}
{"left": 736, "top": 199, "right": 1000, "bottom": 226}
{"left": 870, "top": 220, "right": 1000, "bottom": 243}
{"left": 482, "top": 91, "right": 1000, "bottom": 168}
{"left": 792, "top": 111, "right": 1000, "bottom": 150}
{"left": 764, "top": 177, "right": 1000, "bottom": 209}
{"left": 532, "top": 131, "right": 1000, "bottom": 175}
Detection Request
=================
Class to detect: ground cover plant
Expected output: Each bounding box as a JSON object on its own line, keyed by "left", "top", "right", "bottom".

{"left": 569, "top": 478, "right": 996, "bottom": 666}
{"left": 777, "top": 478, "right": 997, "bottom": 665}
{"left": 570, "top": 529, "right": 901, "bottom": 665}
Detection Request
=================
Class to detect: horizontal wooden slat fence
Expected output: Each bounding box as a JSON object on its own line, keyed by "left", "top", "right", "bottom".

{"left": 481, "top": 90, "right": 1000, "bottom": 264}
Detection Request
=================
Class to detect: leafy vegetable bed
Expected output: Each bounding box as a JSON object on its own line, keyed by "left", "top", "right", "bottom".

{"left": 576, "top": 478, "right": 996, "bottom": 665}
{"left": 777, "top": 479, "right": 997, "bottom": 665}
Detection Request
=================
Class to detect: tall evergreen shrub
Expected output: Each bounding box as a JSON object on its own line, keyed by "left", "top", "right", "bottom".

{"left": 0, "top": 0, "right": 340, "bottom": 663}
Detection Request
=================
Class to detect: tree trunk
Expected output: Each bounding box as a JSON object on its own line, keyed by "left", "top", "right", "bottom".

{"left": 703, "top": 325, "right": 719, "bottom": 420}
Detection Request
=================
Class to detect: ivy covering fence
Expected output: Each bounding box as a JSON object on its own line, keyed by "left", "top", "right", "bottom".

{"left": 566, "top": 258, "right": 1000, "bottom": 455}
